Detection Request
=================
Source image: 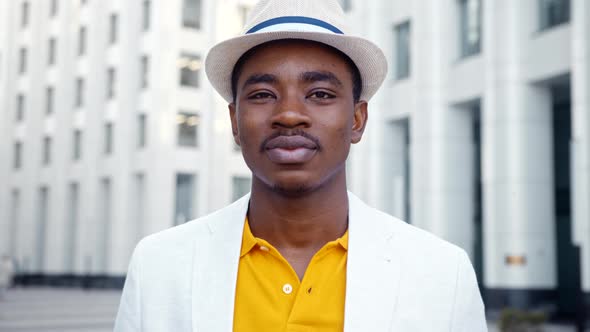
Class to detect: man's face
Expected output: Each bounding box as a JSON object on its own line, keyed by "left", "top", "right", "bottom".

{"left": 229, "top": 40, "right": 368, "bottom": 195}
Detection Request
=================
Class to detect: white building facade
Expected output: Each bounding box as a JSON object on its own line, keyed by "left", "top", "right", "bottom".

{"left": 0, "top": 0, "right": 588, "bottom": 320}
{"left": 345, "top": 0, "right": 589, "bottom": 319}
{"left": 0, "top": 0, "right": 253, "bottom": 285}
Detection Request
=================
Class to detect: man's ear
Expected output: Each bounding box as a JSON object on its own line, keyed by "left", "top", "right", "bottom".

{"left": 229, "top": 103, "right": 241, "bottom": 146}
{"left": 351, "top": 101, "right": 368, "bottom": 144}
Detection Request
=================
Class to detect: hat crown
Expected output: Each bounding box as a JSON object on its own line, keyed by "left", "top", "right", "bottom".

{"left": 242, "top": 0, "right": 350, "bottom": 35}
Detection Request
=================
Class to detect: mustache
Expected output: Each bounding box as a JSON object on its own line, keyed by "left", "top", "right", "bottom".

{"left": 260, "top": 129, "right": 322, "bottom": 152}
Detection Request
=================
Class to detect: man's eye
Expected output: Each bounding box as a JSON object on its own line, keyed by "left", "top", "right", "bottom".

{"left": 309, "top": 91, "right": 334, "bottom": 99}
{"left": 248, "top": 92, "right": 274, "bottom": 99}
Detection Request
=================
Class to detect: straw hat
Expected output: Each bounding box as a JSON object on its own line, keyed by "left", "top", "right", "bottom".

{"left": 204, "top": 0, "right": 388, "bottom": 103}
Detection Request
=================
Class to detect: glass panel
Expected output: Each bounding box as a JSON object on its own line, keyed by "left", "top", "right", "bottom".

{"left": 179, "top": 53, "right": 201, "bottom": 87}
{"left": 76, "top": 78, "right": 84, "bottom": 107}
{"left": 459, "top": 0, "right": 482, "bottom": 57}
{"left": 19, "top": 48, "right": 27, "bottom": 74}
{"left": 174, "top": 173, "right": 196, "bottom": 225}
{"left": 21, "top": 2, "right": 29, "bottom": 28}
{"left": 177, "top": 112, "right": 200, "bottom": 147}
{"left": 46, "top": 87, "right": 54, "bottom": 114}
{"left": 43, "top": 136, "right": 51, "bottom": 165}
{"left": 64, "top": 182, "right": 79, "bottom": 271}
{"left": 182, "top": 0, "right": 201, "bottom": 29}
{"left": 143, "top": 0, "right": 150, "bottom": 31}
{"left": 109, "top": 14, "right": 118, "bottom": 44}
{"left": 50, "top": 0, "right": 58, "bottom": 17}
{"left": 79, "top": 27, "right": 86, "bottom": 55}
{"left": 104, "top": 123, "right": 113, "bottom": 154}
{"left": 107, "top": 68, "right": 116, "bottom": 98}
{"left": 73, "top": 130, "right": 82, "bottom": 160}
{"left": 232, "top": 176, "right": 252, "bottom": 201}
{"left": 138, "top": 114, "right": 147, "bottom": 148}
{"left": 14, "top": 142, "right": 22, "bottom": 169}
{"left": 539, "top": 0, "right": 570, "bottom": 30}
{"left": 48, "top": 38, "right": 56, "bottom": 64}
{"left": 16, "top": 94, "right": 25, "bottom": 121}
{"left": 395, "top": 21, "right": 411, "bottom": 80}
{"left": 141, "top": 55, "right": 149, "bottom": 89}
{"left": 35, "top": 187, "right": 49, "bottom": 271}
{"left": 97, "top": 178, "right": 111, "bottom": 271}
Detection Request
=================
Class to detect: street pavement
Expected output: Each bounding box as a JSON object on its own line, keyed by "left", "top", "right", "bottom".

{"left": 0, "top": 287, "right": 583, "bottom": 331}
{"left": 0, "top": 287, "right": 120, "bottom": 332}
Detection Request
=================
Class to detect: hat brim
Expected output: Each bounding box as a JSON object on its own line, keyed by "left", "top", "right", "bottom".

{"left": 205, "top": 30, "right": 388, "bottom": 103}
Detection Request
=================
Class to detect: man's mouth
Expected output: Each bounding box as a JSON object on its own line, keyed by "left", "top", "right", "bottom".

{"left": 264, "top": 135, "right": 318, "bottom": 164}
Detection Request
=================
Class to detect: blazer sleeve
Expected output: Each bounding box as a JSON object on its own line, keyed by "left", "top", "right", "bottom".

{"left": 450, "top": 251, "right": 488, "bottom": 332}
{"left": 114, "top": 243, "right": 143, "bottom": 332}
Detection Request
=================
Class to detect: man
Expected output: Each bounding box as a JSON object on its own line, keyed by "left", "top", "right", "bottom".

{"left": 114, "top": 0, "right": 487, "bottom": 331}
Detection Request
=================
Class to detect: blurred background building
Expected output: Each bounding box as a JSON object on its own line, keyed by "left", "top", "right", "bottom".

{"left": 0, "top": 0, "right": 588, "bottom": 322}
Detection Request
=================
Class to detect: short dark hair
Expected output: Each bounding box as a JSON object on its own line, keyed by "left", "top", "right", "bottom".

{"left": 231, "top": 39, "right": 362, "bottom": 103}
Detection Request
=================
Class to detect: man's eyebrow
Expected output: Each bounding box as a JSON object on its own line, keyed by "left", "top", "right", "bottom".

{"left": 242, "top": 73, "right": 278, "bottom": 89}
{"left": 300, "top": 71, "right": 343, "bottom": 87}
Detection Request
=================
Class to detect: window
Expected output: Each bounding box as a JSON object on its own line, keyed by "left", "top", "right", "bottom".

{"left": 21, "top": 2, "right": 29, "bottom": 28}
{"left": 138, "top": 113, "right": 147, "bottom": 148}
{"left": 133, "top": 174, "right": 145, "bottom": 240}
{"left": 459, "top": 0, "right": 482, "bottom": 57}
{"left": 19, "top": 48, "right": 27, "bottom": 74}
{"left": 73, "top": 130, "right": 82, "bottom": 160}
{"left": 46, "top": 87, "right": 54, "bottom": 114}
{"left": 97, "top": 178, "right": 111, "bottom": 271}
{"left": 109, "top": 13, "right": 118, "bottom": 44}
{"left": 174, "top": 173, "right": 196, "bottom": 225}
{"left": 539, "top": 0, "right": 570, "bottom": 30}
{"left": 142, "top": 0, "right": 151, "bottom": 31}
{"left": 107, "top": 68, "right": 116, "bottom": 99}
{"left": 9, "top": 189, "right": 20, "bottom": 257}
{"left": 48, "top": 38, "right": 57, "bottom": 65}
{"left": 14, "top": 142, "right": 23, "bottom": 169}
{"left": 394, "top": 21, "right": 411, "bottom": 80}
{"left": 50, "top": 0, "right": 58, "bottom": 17}
{"left": 140, "top": 55, "right": 149, "bottom": 89}
{"left": 42, "top": 136, "right": 51, "bottom": 165}
{"left": 64, "top": 182, "right": 79, "bottom": 271}
{"left": 179, "top": 53, "right": 201, "bottom": 87}
{"left": 232, "top": 176, "right": 251, "bottom": 201}
{"left": 182, "top": 0, "right": 201, "bottom": 29}
{"left": 35, "top": 187, "right": 49, "bottom": 271}
{"left": 78, "top": 26, "right": 86, "bottom": 55}
{"left": 104, "top": 123, "right": 113, "bottom": 155}
{"left": 16, "top": 94, "right": 25, "bottom": 121}
{"left": 75, "top": 78, "right": 84, "bottom": 107}
{"left": 177, "top": 112, "right": 200, "bottom": 147}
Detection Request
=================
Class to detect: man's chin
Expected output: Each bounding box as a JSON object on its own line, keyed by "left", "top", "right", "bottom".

{"left": 270, "top": 182, "right": 316, "bottom": 197}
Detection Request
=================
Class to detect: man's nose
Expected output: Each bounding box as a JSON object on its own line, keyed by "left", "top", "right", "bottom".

{"left": 271, "top": 93, "right": 311, "bottom": 129}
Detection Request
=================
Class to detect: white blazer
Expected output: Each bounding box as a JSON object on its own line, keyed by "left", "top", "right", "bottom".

{"left": 114, "top": 193, "right": 487, "bottom": 331}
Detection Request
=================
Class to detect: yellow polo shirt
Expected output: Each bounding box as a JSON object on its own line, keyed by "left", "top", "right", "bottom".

{"left": 233, "top": 219, "right": 348, "bottom": 331}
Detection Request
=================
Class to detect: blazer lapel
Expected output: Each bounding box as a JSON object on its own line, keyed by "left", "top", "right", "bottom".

{"left": 191, "top": 194, "right": 250, "bottom": 331}
{"left": 344, "top": 193, "right": 402, "bottom": 332}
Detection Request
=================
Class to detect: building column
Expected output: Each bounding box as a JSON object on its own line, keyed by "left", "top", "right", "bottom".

{"left": 571, "top": 0, "right": 590, "bottom": 308}
{"left": 409, "top": 0, "right": 475, "bottom": 256}
{"left": 482, "top": 0, "right": 557, "bottom": 308}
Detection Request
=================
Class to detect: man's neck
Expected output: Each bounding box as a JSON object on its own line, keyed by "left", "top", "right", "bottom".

{"left": 247, "top": 174, "right": 349, "bottom": 251}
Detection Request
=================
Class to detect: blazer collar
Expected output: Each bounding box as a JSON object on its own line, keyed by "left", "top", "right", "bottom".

{"left": 344, "top": 193, "right": 402, "bottom": 331}
{"left": 191, "top": 192, "right": 402, "bottom": 332}
{"left": 191, "top": 194, "right": 250, "bottom": 332}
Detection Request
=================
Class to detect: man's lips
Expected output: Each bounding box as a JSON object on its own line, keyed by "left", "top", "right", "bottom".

{"left": 264, "top": 135, "right": 318, "bottom": 164}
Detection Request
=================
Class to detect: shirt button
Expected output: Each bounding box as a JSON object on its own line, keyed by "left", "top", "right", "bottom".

{"left": 259, "top": 245, "right": 269, "bottom": 252}
{"left": 282, "top": 283, "right": 293, "bottom": 295}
